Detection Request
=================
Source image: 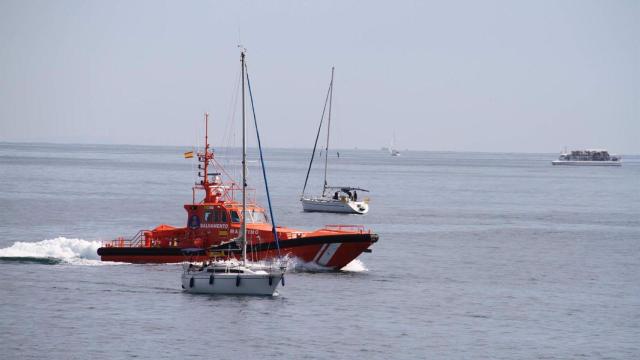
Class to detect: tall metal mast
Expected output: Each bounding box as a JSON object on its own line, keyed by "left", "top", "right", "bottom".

{"left": 241, "top": 50, "right": 248, "bottom": 264}
{"left": 322, "top": 67, "right": 334, "bottom": 197}
{"left": 204, "top": 112, "right": 209, "bottom": 188}
{"left": 198, "top": 112, "right": 214, "bottom": 203}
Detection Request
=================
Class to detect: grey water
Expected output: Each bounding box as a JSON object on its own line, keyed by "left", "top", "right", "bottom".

{"left": 1, "top": 143, "right": 639, "bottom": 359}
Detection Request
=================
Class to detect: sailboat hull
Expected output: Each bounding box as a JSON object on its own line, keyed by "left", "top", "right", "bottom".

{"left": 301, "top": 197, "right": 369, "bottom": 214}
{"left": 182, "top": 270, "right": 284, "bottom": 296}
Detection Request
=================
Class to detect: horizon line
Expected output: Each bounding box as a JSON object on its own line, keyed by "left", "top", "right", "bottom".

{"left": 0, "top": 140, "right": 637, "bottom": 156}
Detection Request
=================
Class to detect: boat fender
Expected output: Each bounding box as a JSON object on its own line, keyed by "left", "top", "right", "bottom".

{"left": 268, "top": 275, "right": 273, "bottom": 286}
{"left": 209, "top": 275, "right": 214, "bottom": 285}
{"left": 281, "top": 275, "right": 285, "bottom": 287}
{"left": 236, "top": 275, "right": 241, "bottom": 287}
{"left": 189, "top": 277, "right": 194, "bottom": 288}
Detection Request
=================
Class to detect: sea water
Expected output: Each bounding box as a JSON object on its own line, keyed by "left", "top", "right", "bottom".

{"left": 0, "top": 143, "right": 639, "bottom": 359}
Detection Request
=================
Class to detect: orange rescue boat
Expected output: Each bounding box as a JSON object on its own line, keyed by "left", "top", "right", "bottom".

{"left": 98, "top": 114, "right": 377, "bottom": 269}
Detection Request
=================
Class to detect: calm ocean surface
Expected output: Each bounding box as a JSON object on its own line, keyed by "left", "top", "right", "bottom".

{"left": 1, "top": 143, "right": 639, "bottom": 359}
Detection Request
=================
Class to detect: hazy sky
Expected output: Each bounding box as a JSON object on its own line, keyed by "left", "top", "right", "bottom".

{"left": 1, "top": 0, "right": 638, "bottom": 153}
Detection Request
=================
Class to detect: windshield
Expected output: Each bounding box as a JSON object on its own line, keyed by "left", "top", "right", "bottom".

{"left": 243, "top": 209, "right": 268, "bottom": 224}
{"left": 229, "top": 208, "right": 269, "bottom": 224}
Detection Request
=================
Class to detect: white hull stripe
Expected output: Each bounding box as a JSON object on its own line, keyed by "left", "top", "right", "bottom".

{"left": 317, "top": 243, "right": 341, "bottom": 266}
{"left": 312, "top": 243, "right": 329, "bottom": 263}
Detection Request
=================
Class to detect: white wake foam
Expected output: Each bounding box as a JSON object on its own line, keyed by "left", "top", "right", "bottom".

{"left": 287, "top": 257, "right": 331, "bottom": 272}
{"left": 340, "top": 259, "right": 369, "bottom": 272}
{"left": 286, "top": 257, "right": 369, "bottom": 272}
{"left": 0, "top": 237, "right": 106, "bottom": 265}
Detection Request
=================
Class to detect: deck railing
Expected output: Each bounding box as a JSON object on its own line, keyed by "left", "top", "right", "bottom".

{"left": 103, "top": 229, "right": 149, "bottom": 248}
{"left": 323, "top": 224, "right": 369, "bottom": 234}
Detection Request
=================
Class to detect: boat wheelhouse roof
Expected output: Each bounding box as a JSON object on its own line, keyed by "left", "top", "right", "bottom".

{"left": 326, "top": 186, "right": 369, "bottom": 192}
{"left": 581, "top": 149, "right": 610, "bottom": 153}
{"left": 567, "top": 149, "right": 609, "bottom": 153}
{"left": 564, "top": 149, "right": 614, "bottom": 156}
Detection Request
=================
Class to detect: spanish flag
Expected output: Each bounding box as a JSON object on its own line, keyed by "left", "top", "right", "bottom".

{"left": 183, "top": 151, "right": 194, "bottom": 159}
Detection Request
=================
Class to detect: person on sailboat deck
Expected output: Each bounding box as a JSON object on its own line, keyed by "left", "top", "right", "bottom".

{"left": 333, "top": 191, "right": 339, "bottom": 200}
{"left": 353, "top": 191, "right": 357, "bottom": 201}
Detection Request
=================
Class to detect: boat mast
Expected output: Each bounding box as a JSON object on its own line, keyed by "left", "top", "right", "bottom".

{"left": 203, "top": 112, "right": 209, "bottom": 188}
{"left": 241, "top": 50, "right": 248, "bottom": 264}
{"left": 322, "top": 67, "right": 334, "bottom": 197}
{"left": 391, "top": 132, "right": 395, "bottom": 153}
{"left": 198, "top": 112, "right": 215, "bottom": 203}
{"left": 301, "top": 69, "right": 333, "bottom": 198}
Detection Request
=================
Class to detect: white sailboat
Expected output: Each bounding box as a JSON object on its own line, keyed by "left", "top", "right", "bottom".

{"left": 181, "top": 50, "right": 286, "bottom": 296}
{"left": 389, "top": 133, "right": 400, "bottom": 156}
{"left": 300, "top": 67, "right": 370, "bottom": 215}
{"left": 182, "top": 258, "right": 285, "bottom": 296}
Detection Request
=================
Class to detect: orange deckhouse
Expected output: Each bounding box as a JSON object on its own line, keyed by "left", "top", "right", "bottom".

{"left": 98, "top": 114, "right": 378, "bottom": 269}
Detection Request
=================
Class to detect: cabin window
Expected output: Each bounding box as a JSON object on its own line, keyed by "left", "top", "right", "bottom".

{"left": 213, "top": 209, "right": 220, "bottom": 223}
{"left": 230, "top": 210, "right": 240, "bottom": 223}
{"left": 240, "top": 209, "right": 268, "bottom": 224}
{"left": 220, "top": 210, "right": 228, "bottom": 223}
{"left": 204, "top": 211, "right": 214, "bottom": 223}
{"left": 249, "top": 210, "right": 268, "bottom": 224}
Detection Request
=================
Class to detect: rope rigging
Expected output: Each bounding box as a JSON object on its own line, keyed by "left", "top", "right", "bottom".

{"left": 301, "top": 69, "right": 334, "bottom": 197}
{"left": 245, "top": 63, "right": 281, "bottom": 256}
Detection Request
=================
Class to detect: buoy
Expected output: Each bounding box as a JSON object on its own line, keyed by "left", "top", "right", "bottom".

{"left": 268, "top": 276, "right": 273, "bottom": 286}
{"left": 189, "top": 277, "right": 194, "bottom": 288}
{"left": 209, "top": 275, "right": 214, "bottom": 285}
{"left": 236, "top": 275, "right": 241, "bottom": 287}
{"left": 281, "top": 275, "right": 285, "bottom": 286}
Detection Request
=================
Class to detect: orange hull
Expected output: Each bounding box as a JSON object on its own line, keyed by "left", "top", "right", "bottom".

{"left": 98, "top": 231, "right": 377, "bottom": 269}
{"left": 98, "top": 112, "right": 378, "bottom": 269}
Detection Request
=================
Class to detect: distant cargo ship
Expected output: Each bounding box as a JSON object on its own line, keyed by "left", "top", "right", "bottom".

{"left": 552, "top": 149, "right": 621, "bottom": 166}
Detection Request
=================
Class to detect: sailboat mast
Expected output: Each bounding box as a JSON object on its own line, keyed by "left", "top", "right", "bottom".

{"left": 391, "top": 132, "right": 395, "bottom": 153}
{"left": 241, "top": 51, "right": 247, "bottom": 264}
{"left": 322, "top": 67, "right": 334, "bottom": 196}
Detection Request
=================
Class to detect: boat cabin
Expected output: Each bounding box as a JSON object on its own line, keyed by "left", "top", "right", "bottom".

{"left": 184, "top": 203, "right": 270, "bottom": 230}
{"left": 327, "top": 186, "right": 369, "bottom": 202}
{"left": 559, "top": 149, "right": 618, "bottom": 162}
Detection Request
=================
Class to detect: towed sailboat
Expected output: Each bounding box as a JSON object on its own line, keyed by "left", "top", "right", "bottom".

{"left": 182, "top": 50, "right": 285, "bottom": 295}
{"left": 300, "top": 67, "right": 370, "bottom": 215}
